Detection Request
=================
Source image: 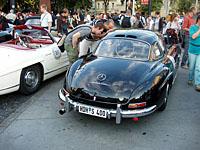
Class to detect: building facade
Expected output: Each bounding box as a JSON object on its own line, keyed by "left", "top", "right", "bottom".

{"left": 95, "top": 0, "right": 127, "bottom": 14}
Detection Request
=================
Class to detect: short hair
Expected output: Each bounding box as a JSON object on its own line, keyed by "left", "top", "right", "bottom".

{"left": 104, "top": 19, "right": 114, "bottom": 26}
{"left": 40, "top": 4, "right": 47, "bottom": 10}
{"left": 141, "top": 12, "right": 145, "bottom": 16}
{"left": 188, "top": 7, "right": 194, "bottom": 13}
{"left": 190, "top": 6, "right": 196, "bottom": 11}
{"left": 155, "top": 11, "right": 160, "bottom": 15}
{"left": 63, "top": 8, "right": 68, "bottom": 13}
{"left": 94, "top": 22, "right": 105, "bottom": 30}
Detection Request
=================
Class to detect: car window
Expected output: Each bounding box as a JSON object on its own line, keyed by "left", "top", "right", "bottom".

{"left": 25, "top": 19, "right": 40, "bottom": 26}
{"left": 150, "top": 43, "right": 163, "bottom": 60}
{"left": 158, "top": 39, "right": 165, "bottom": 52}
{"left": 95, "top": 39, "right": 150, "bottom": 60}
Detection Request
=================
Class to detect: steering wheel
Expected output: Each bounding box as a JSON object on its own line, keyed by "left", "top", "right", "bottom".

{"left": 18, "top": 36, "right": 28, "bottom": 48}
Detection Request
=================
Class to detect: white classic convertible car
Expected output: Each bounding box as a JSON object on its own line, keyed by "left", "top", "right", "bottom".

{"left": 0, "top": 25, "right": 68, "bottom": 95}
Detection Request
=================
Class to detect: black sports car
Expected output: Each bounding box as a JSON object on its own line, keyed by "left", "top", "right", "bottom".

{"left": 58, "top": 29, "right": 180, "bottom": 124}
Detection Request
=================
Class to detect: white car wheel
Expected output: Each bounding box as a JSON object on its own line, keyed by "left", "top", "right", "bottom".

{"left": 19, "top": 65, "right": 42, "bottom": 95}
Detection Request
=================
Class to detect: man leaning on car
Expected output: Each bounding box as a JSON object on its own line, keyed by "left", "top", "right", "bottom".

{"left": 58, "top": 22, "right": 107, "bottom": 65}
{"left": 40, "top": 4, "right": 52, "bottom": 32}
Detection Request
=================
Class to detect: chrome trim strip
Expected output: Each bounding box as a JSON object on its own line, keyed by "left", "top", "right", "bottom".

{"left": 0, "top": 84, "right": 19, "bottom": 91}
{"left": 45, "top": 66, "right": 67, "bottom": 75}
{"left": 58, "top": 89, "right": 157, "bottom": 119}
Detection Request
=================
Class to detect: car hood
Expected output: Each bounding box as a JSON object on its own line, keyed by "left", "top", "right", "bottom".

{"left": 69, "top": 57, "right": 152, "bottom": 101}
{"left": 0, "top": 44, "right": 39, "bottom": 76}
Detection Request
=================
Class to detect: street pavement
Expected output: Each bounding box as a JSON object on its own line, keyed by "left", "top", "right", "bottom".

{"left": 0, "top": 68, "right": 199, "bottom": 150}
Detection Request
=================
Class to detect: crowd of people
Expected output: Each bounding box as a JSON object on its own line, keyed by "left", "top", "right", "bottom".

{"left": 0, "top": 5, "right": 200, "bottom": 92}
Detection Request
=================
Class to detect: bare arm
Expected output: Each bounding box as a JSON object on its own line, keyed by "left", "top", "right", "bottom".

{"left": 48, "top": 22, "right": 52, "bottom": 32}
{"left": 72, "top": 32, "right": 81, "bottom": 48}
{"left": 192, "top": 28, "right": 200, "bottom": 39}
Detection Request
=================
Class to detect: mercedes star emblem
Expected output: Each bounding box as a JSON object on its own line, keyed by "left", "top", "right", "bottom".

{"left": 97, "top": 73, "right": 106, "bottom": 82}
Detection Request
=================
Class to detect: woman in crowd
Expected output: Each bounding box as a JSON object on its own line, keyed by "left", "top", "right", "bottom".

{"left": 14, "top": 12, "right": 25, "bottom": 25}
{"left": 188, "top": 14, "right": 200, "bottom": 91}
{"left": 165, "top": 13, "right": 181, "bottom": 34}
{"left": 57, "top": 9, "right": 69, "bottom": 37}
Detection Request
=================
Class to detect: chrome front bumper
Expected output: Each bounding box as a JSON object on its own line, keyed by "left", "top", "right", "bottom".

{"left": 58, "top": 89, "right": 157, "bottom": 124}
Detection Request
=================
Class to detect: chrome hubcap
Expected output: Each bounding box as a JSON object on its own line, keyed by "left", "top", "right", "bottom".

{"left": 24, "top": 71, "right": 38, "bottom": 88}
{"left": 164, "top": 84, "right": 169, "bottom": 102}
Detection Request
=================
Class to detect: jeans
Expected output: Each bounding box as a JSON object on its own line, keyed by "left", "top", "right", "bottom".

{"left": 188, "top": 53, "right": 200, "bottom": 86}
{"left": 181, "top": 34, "right": 189, "bottom": 66}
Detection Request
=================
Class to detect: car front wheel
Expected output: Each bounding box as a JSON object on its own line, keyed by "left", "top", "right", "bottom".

{"left": 19, "top": 65, "right": 42, "bottom": 95}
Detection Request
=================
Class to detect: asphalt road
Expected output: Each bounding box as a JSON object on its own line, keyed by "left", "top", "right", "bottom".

{"left": 0, "top": 68, "right": 199, "bottom": 150}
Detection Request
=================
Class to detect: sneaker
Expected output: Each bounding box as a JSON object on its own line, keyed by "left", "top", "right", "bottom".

{"left": 181, "top": 65, "right": 189, "bottom": 69}
{"left": 188, "top": 80, "right": 193, "bottom": 86}
{"left": 195, "top": 85, "right": 200, "bottom": 92}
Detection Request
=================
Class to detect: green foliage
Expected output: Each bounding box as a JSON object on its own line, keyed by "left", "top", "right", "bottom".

{"left": 57, "top": 0, "right": 92, "bottom": 11}
{"left": 16, "top": 0, "right": 40, "bottom": 12}
{"left": 14, "top": 0, "right": 92, "bottom": 12}
{"left": 74, "top": 0, "right": 92, "bottom": 10}
{"left": 136, "top": 0, "right": 163, "bottom": 13}
{"left": 0, "top": 0, "right": 7, "bottom": 8}
{"left": 177, "top": 0, "right": 192, "bottom": 13}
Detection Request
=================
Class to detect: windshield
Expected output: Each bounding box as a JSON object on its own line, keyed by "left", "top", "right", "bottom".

{"left": 25, "top": 18, "right": 40, "bottom": 26}
{"left": 15, "top": 29, "right": 50, "bottom": 39}
{"left": 95, "top": 39, "right": 150, "bottom": 60}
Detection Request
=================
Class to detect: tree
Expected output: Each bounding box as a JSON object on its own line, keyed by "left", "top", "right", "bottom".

{"left": 136, "top": 0, "right": 163, "bottom": 14}
{"left": 15, "top": 0, "right": 40, "bottom": 12}
{"left": 0, "top": 0, "right": 7, "bottom": 10}
{"left": 177, "top": 0, "right": 192, "bottom": 13}
{"left": 74, "top": 0, "right": 92, "bottom": 10}
{"left": 103, "top": 0, "right": 109, "bottom": 14}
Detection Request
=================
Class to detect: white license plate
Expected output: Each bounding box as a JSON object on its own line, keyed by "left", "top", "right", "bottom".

{"left": 78, "top": 105, "right": 107, "bottom": 118}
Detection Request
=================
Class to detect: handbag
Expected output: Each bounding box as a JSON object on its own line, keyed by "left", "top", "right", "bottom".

{"left": 166, "top": 28, "right": 178, "bottom": 44}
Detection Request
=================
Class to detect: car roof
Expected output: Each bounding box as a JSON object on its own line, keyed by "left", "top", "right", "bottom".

{"left": 104, "top": 29, "right": 158, "bottom": 45}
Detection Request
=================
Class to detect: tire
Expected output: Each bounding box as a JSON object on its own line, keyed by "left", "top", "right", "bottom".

{"left": 19, "top": 65, "right": 42, "bottom": 95}
{"left": 158, "top": 83, "right": 170, "bottom": 111}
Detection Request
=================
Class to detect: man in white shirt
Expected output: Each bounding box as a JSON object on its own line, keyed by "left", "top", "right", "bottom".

{"left": 6, "top": 9, "right": 16, "bottom": 24}
{"left": 40, "top": 4, "right": 52, "bottom": 32}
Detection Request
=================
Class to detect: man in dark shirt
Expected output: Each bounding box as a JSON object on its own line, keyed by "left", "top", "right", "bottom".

{"left": 0, "top": 10, "right": 9, "bottom": 31}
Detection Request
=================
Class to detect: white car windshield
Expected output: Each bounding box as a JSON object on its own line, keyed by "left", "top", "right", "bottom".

{"left": 95, "top": 39, "right": 150, "bottom": 60}
{"left": 15, "top": 29, "right": 50, "bottom": 39}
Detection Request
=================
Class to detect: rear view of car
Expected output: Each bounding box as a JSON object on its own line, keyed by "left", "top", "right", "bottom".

{"left": 58, "top": 29, "right": 179, "bottom": 124}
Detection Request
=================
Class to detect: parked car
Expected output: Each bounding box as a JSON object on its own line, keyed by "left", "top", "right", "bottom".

{"left": 25, "top": 16, "right": 57, "bottom": 31}
{"left": 58, "top": 29, "right": 180, "bottom": 124}
{"left": 0, "top": 25, "right": 68, "bottom": 95}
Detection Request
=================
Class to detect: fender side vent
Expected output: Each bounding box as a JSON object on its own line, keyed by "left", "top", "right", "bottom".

{"left": 126, "top": 35, "right": 137, "bottom": 39}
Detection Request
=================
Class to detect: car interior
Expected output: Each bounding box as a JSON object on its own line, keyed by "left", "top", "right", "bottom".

{"left": 2, "top": 29, "right": 54, "bottom": 49}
